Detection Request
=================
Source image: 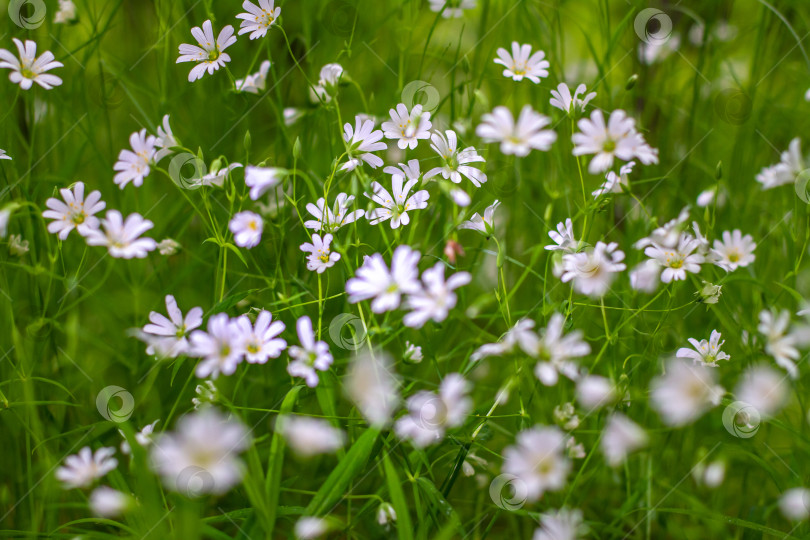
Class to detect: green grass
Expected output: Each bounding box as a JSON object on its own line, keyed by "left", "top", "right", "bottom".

{"left": 4, "top": 0, "right": 810, "bottom": 538}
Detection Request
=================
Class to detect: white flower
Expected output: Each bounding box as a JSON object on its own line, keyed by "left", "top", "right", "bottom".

{"left": 650, "top": 359, "right": 724, "bottom": 426}
{"left": 780, "top": 488, "right": 810, "bottom": 521}
{"left": 676, "top": 330, "right": 730, "bottom": 367}
{"left": 629, "top": 259, "right": 661, "bottom": 293}
{"left": 758, "top": 309, "right": 805, "bottom": 378}
{"left": 693, "top": 459, "right": 726, "bottom": 489}
{"left": 550, "top": 83, "right": 596, "bottom": 116}
{"left": 403, "top": 263, "right": 471, "bottom": 328}
{"left": 601, "top": 413, "right": 647, "bottom": 467}
{"left": 341, "top": 116, "right": 387, "bottom": 170}
{"left": 150, "top": 408, "right": 249, "bottom": 495}
{"left": 54, "top": 0, "right": 77, "bottom": 24}
{"left": 735, "top": 364, "right": 789, "bottom": 418}
{"left": 345, "top": 352, "right": 400, "bottom": 427}
{"left": 295, "top": 517, "right": 330, "bottom": 539}
{"left": 120, "top": 419, "right": 159, "bottom": 455}
{"left": 244, "top": 165, "right": 284, "bottom": 200}
{"left": 377, "top": 502, "right": 397, "bottom": 526}
{"left": 0, "top": 39, "right": 62, "bottom": 90}
{"left": 459, "top": 200, "right": 499, "bottom": 236}
{"left": 278, "top": 416, "right": 345, "bottom": 457}
{"left": 404, "top": 341, "right": 423, "bottom": 364}
{"left": 304, "top": 193, "right": 364, "bottom": 233}
{"left": 545, "top": 218, "right": 577, "bottom": 253}
{"left": 346, "top": 245, "right": 421, "bottom": 313}
{"left": 593, "top": 161, "right": 634, "bottom": 198}
{"left": 229, "top": 211, "right": 263, "bottom": 248}
{"left": 639, "top": 33, "right": 681, "bottom": 65}
{"left": 384, "top": 158, "right": 422, "bottom": 180}
{"left": 154, "top": 114, "right": 177, "bottom": 162}
{"left": 424, "top": 129, "right": 487, "bottom": 186}
{"left": 300, "top": 233, "right": 341, "bottom": 273}
{"left": 450, "top": 188, "right": 471, "bottom": 206}
{"left": 428, "top": 0, "right": 476, "bottom": 18}
{"left": 236, "top": 59, "right": 272, "bottom": 94}
{"left": 234, "top": 310, "right": 286, "bottom": 364}
{"left": 190, "top": 313, "right": 243, "bottom": 378}
{"left": 9, "top": 234, "right": 28, "bottom": 256}
{"left": 42, "top": 181, "right": 105, "bottom": 239}
{"left": 395, "top": 373, "right": 472, "bottom": 446}
{"left": 56, "top": 447, "right": 117, "bottom": 489}
{"left": 84, "top": 211, "right": 157, "bottom": 259}
{"left": 476, "top": 105, "right": 557, "bottom": 156}
{"left": 470, "top": 318, "right": 539, "bottom": 361}
{"left": 89, "top": 486, "right": 131, "bottom": 517}
{"left": 157, "top": 238, "right": 181, "bottom": 255}
{"left": 502, "top": 426, "right": 571, "bottom": 502}
{"left": 561, "top": 241, "right": 626, "bottom": 297}
{"left": 287, "top": 316, "right": 333, "bottom": 388}
{"left": 236, "top": 0, "right": 281, "bottom": 40}
{"left": 141, "top": 295, "right": 203, "bottom": 358}
{"left": 382, "top": 103, "right": 432, "bottom": 150}
{"left": 284, "top": 107, "right": 304, "bottom": 126}
{"left": 494, "top": 42, "right": 549, "bottom": 83}
{"left": 533, "top": 508, "right": 587, "bottom": 540}
{"left": 644, "top": 233, "right": 704, "bottom": 283}
{"left": 188, "top": 161, "right": 243, "bottom": 188}
{"left": 634, "top": 207, "right": 690, "bottom": 250}
{"left": 310, "top": 63, "right": 344, "bottom": 103}
{"left": 572, "top": 109, "right": 658, "bottom": 174}
{"left": 576, "top": 375, "right": 617, "bottom": 410}
{"left": 710, "top": 230, "right": 756, "bottom": 272}
{"left": 365, "top": 175, "right": 429, "bottom": 229}
{"left": 176, "top": 20, "right": 237, "bottom": 82}
{"left": 113, "top": 129, "right": 156, "bottom": 189}
{"left": 533, "top": 313, "right": 591, "bottom": 386}
{"left": 0, "top": 149, "right": 11, "bottom": 160}
{"left": 756, "top": 138, "right": 803, "bottom": 189}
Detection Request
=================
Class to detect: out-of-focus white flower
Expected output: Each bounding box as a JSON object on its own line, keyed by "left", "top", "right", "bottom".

{"left": 141, "top": 295, "right": 203, "bottom": 358}
{"left": 229, "top": 211, "right": 263, "bottom": 248}
{"left": 345, "top": 352, "right": 400, "bottom": 427}
{"left": 710, "top": 230, "right": 756, "bottom": 272}
{"left": 120, "top": 420, "right": 159, "bottom": 455}
{"left": 756, "top": 138, "right": 803, "bottom": 190}
{"left": 533, "top": 508, "right": 587, "bottom": 540}
{"left": 403, "top": 263, "right": 471, "bottom": 328}
{"left": 533, "top": 313, "right": 590, "bottom": 386}
{"left": 758, "top": 309, "right": 806, "bottom": 379}
{"left": 428, "top": 0, "right": 476, "bottom": 18}
{"left": 650, "top": 359, "right": 724, "bottom": 426}
{"left": 600, "top": 413, "right": 647, "bottom": 467}
{"left": 244, "top": 165, "right": 284, "bottom": 200}
{"left": 376, "top": 502, "right": 397, "bottom": 526}
{"left": 287, "top": 316, "right": 333, "bottom": 388}
{"left": 190, "top": 313, "right": 243, "bottom": 379}
{"left": 476, "top": 105, "right": 557, "bottom": 156}
{"left": 150, "top": 408, "right": 249, "bottom": 496}
{"left": 735, "top": 364, "right": 789, "bottom": 418}
{"left": 502, "top": 426, "right": 570, "bottom": 501}
{"left": 54, "top": 0, "right": 78, "bottom": 24}
{"left": 780, "top": 488, "right": 810, "bottom": 521}
{"left": 157, "top": 238, "right": 181, "bottom": 255}
{"left": 278, "top": 416, "right": 345, "bottom": 457}
{"left": 56, "top": 447, "right": 117, "bottom": 489}
{"left": 89, "top": 486, "right": 131, "bottom": 517}
{"left": 494, "top": 42, "right": 550, "bottom": 83}
{"left": 630, "top": 259, "right": 661, "bottom": 293}
{"left": 561, "top": 241, "right": 626, "bottom": 297}
{"left": 395, "top": 373, "right": 471, "bottom": 446}
{"left": 576, "top": 375, "right": 617, "bottom": 410}
{"left": 346, "top": 245, "right": 421, "bottom": 313}
{"left": 295, "top": 516, "right": 330, "bottom": 539}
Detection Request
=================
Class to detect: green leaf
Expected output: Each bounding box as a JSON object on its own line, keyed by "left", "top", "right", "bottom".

{"left": 305, "top": 427, "right": 381, "bottom": 515}
{"left": 265, "top": 385, "right": 303, "bottom": 534}
{"left": 383, "top": 454, "right": 414, "bottom": 540}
